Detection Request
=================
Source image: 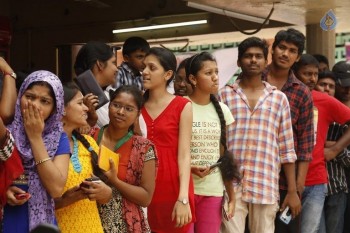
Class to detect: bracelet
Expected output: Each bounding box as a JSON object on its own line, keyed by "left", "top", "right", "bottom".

{"left": 3, "top": 71, "right": 17, "bottom": 80}
{"left": 0, "top": 130, "right": 15, "bottom": 161}
{"left": 35, "top": 157, "right": 51, "bottom": 166}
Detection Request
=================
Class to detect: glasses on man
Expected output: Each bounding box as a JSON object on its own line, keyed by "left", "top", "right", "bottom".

{"left": 111, "top": 102, "right": 137, "bottom": 113}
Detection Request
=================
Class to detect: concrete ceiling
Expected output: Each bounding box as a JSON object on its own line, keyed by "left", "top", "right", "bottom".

{"left": 192, "top": 0, "right": 350, "bottom": 30}
{"left": 7, "top": 0, "right": 349, "bottom": 42}
{"left": 3, "top": 0, "right": 349, "bottom": 72}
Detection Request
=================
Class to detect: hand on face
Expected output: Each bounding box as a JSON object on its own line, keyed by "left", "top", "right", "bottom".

{"left": 22, "top": 100, "right": 45, "bottom": 137}
{"left": 20, "top": 84, "right": 55, "bottom": 136}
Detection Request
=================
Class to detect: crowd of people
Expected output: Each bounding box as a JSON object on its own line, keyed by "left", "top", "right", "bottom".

{"left": 0, "top": 28, "right": 350, "bottom": 233}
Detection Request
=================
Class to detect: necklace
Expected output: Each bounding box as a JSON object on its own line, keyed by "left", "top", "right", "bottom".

{"left": 70, "top": 135, "right": 82, "bottom": 173}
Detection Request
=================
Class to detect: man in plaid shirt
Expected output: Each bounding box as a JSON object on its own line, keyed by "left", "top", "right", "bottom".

{"left": 262, "top": 29, "right": 314, "bottom": 233}
{"left": 219, "top": 37, "right": 299, "bottom": 233}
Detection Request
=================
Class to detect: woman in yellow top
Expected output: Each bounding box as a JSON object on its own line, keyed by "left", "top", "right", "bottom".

{"left": 55, "top": 82, "right": 112, "bottom": 233}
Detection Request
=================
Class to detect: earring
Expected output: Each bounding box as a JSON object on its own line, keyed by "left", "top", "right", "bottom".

{"left": 63, "top": 111, "right": 66, "bottom": 116}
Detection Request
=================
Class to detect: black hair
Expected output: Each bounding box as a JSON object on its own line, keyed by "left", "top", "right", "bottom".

{"left": 109, "top": 85, "right": 143, "bottom": 132}
{"left": 272, "top": 28, "right": 305, "bottom": 55}
{"left": 185, "top": 52, "right": 216, "bottom": 85}
{"left": 238, "top": 37, "right": 269, "bottom": 60}
{"left": 72, "top": 130, "right": 107, "bottom": 181}
{"left": 74, "top": 41, "right": 114, "bottom": 76}
{"left": 143, "top": 47, "right": 177, "bottom": 101}
{"left": 313, "top": 54, "right": 329, "bottom": 68}
{"left": 110, "top": 85, "right": 143, "bottom": 110}
{"left": 62, "top": 81, "right": 80, "bottom": 105}
{"left": 210, "top": 94, "right": 241, "bottom": 182}
{"left": 292, "top": 54, "right": 319, "bottom": 73}
{"left": 62, "top": 82, "right": 106, "bottom": 181}
{"left": 122, "top": 36, "right": 150, "bottom": 56}
{"left": 318, "top": 71, "right": 336, "bottom": 82}
{"left": 176, "top": 57, "right": 189, "bottom": 73}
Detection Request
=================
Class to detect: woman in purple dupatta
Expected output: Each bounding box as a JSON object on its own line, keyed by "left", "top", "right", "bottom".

{"left": 3, "top": 70, "right": 70, "bottom": 232}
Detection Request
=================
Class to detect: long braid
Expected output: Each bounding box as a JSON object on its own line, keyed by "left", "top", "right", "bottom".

{"left": 210, "top": 94, "right": 227, "bottom": 150}
{"left": 72, "top": 130, "right": 107, "bottom": 181}
{"left": 210, "top": 94, "right": 241, "bottom": 182}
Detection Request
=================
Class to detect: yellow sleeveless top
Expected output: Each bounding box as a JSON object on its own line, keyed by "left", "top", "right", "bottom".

{"left": 56, "top": 135, "right": 103, "bottom": 233}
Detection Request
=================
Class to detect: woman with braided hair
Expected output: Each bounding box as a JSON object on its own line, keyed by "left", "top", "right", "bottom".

{"left": 55, "top": 82, "right": 112, "bottom": 233}
{"left": 185, "top": 52, "right": 240, "bottom": 233}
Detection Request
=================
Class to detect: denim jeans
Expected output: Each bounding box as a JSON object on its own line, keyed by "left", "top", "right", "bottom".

{"left": 318, "top": 191, "right": 347, "bottom": 233}
{"left": 301, "top": 184, "right": 327, "bottom": 233}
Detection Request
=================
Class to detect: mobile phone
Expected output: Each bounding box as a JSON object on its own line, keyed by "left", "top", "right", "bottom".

{"left": 209, "top": 162, "right": 222, "bottom": 169}
{"left": 80, "top": 177, "right": 101, "bottom": 188}
{"left": 85, "top": 177, "right": 101, "bottom": 183}
{"left": 279, "top": 207, "right": 292, "bottom": 225}
{"left": 15, "top": 193, "right": 30, "bottom": 200}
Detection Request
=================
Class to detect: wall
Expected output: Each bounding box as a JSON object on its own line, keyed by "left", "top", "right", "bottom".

{"left": 0, "top": 0, "right": 9, "bottom": 16}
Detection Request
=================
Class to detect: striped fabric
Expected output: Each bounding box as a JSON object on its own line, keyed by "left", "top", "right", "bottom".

{"left": 0, "top": 130, "right": 15, "bottom": 161}
{"left": 326, "top": 122, "right": 350, "bottom": 195}
{"left": 219, "top": 80, "right": 297, "bottom": 204}
{"left": 262, "top": 66, "right": 314, "bottom": 190}
{"left": 114, "top": 62, "right": 144, "bottom": 91}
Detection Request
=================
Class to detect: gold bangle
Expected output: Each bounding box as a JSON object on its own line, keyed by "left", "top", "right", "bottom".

{"left": 35, "top": 157, "right": 51, "bottom": 166}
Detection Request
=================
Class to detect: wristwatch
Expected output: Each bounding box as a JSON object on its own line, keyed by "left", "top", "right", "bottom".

{"left": 3, "top": 72, "right": 17, "bottom": 80}
{"left": 177, "top": 198, "right": 189, "bottom": 205}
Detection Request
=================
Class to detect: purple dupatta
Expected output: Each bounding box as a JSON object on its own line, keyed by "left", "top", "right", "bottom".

{"left": 8, "top": 70, "right": 65, "bottom": 230}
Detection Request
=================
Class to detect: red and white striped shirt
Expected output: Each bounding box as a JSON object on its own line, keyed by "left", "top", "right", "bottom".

{"left": 219, "top": 80, "right": 296, "bottom": 204}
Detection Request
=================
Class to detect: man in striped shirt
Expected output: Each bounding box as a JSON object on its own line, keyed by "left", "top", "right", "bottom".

{"left": 219, "top": 37, "right": 299, "bottom": 233}
{"left": 114, "top": 36, "right": 150, "bottom": 91}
